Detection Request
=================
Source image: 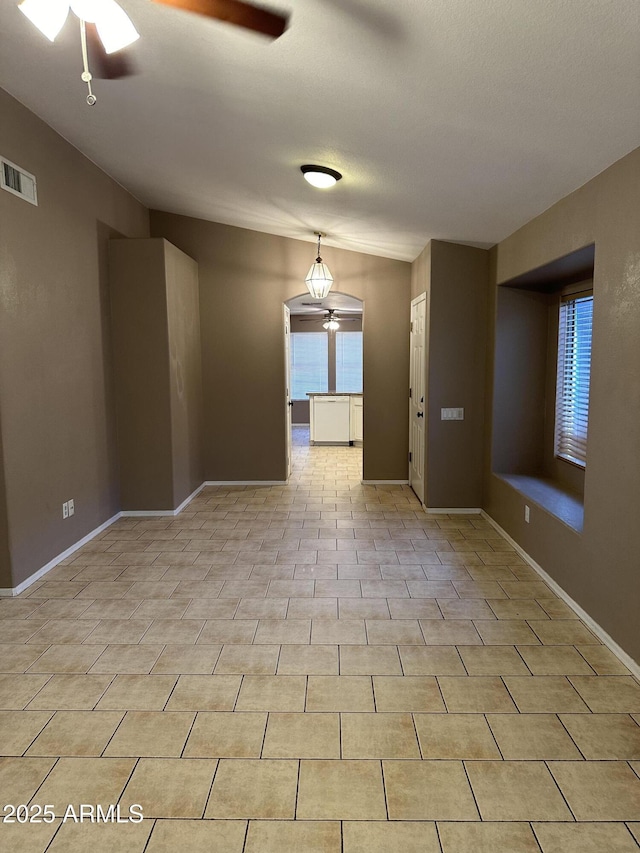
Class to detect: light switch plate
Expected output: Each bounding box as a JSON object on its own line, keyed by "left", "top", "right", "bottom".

{"left": 441, "top": 407, "right": 464, "bottom": 420}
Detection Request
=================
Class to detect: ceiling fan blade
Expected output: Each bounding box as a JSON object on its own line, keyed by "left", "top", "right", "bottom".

{"left": 86, "top": 23, "right": 137, "bottom": 79}
{"left": 151, "top": 0, "right": 289, "bottom": 39}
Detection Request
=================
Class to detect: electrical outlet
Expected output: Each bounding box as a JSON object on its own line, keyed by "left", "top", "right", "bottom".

{"left": 62, "top": 501, "right": 69, "bottom": 519}
{"left": 68, "top": 499, "right": 75, "bottom": 517}
{"left": 524, "top": 505, "right": 530, "bottom": 523}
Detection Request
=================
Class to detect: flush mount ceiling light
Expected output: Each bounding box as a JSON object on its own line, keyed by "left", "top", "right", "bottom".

{"left": 301, "top": 165, "right": 343, "bottom": 189}
{"left": 19, "top": 0, "right": 139, "bottom": 104}
{"left": 305, "top": 232, "right": 334, "bottom": 300}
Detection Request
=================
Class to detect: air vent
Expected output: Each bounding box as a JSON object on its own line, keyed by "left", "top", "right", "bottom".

{"left": 1, "top": 156, "right": 38, "bottom": 206}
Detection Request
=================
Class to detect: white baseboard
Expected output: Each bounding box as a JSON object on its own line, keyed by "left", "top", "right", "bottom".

{"left": 482, "top": 510, "right": 640, "bottom": 680}
{"left": 361, "top": 480, "right": 409, "bottom": 485}
{"left": 120, "top": 483, "right": 206, "bottom": 517}
{"left": 0, "top": 512, "right": 122, "bottom": 598}
{"left": 203, "top": 481, "right": 288, "bottom": 487}
{"left": 424, "top": 506, "right": 482, "bottom": 514}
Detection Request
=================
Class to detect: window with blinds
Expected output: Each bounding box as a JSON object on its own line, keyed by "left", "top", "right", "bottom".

{"left": 555, "top": 293, "right": 593, "bottom": 467}
{"left": 290, "top": 332, "right": 328, "bottom": 400}
{"left": 335, "top": 331, "right": 363, "bottom": 393}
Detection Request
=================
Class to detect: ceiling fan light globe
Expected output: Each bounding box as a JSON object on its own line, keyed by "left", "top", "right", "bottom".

{"left": 305, "top": 262, "right": 333, "bottom": 299}
{"left": 327, "top": 319, "right": 340, "bottom": 330}
{"left": 19, "top": 0, "right": 70, "bottom": 41}
{"left": 69, "top": 0, "right": 102, "bottom": 23}
{"left": 95, "top": 0, "right": 139, "bottom": 53}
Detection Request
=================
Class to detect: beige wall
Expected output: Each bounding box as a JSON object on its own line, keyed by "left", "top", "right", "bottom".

{"left": 412, "top": 241, "right": 489, "bottom": 508}
{"left": 484, "top": 146, "right": 640, "bottom": 663}
{"left": 0, "top": 88, "right": 149, "bottom": 588}
{"left": 109, "top": 239, "right": 203, "bottom": 511}
{"left": 149, "top": 213, "right": 411, "bottom": 482}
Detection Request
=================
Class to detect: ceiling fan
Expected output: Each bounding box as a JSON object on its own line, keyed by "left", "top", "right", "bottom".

{"left": 19, "top": 0, "right": 290, "bottom": 101}
{"left": 300, "top": 310, "right": 360, "bottom": 330}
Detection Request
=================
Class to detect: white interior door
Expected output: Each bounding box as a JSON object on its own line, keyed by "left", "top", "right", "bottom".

{"left": 284, "top": 305, "right": 292, "bottom": 479}
{"left": 409, "top": 293, "right": 427, "bottom": 503}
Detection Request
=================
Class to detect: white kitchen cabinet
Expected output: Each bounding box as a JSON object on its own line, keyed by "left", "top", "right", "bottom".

{"left": 350, "top": 395, "right": 363, "bottom": 442}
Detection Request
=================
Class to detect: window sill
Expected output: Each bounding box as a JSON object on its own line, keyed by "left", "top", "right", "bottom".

{"left": 495, "top": 473, "right": 584, "bottom": 533}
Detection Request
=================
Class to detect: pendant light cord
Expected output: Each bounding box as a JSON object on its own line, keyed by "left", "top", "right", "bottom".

{"left": 316, "top": 233, "right": 322, "bottom": 262}
{"left": 80, "top": 20, "right": 97, "bottom": 106}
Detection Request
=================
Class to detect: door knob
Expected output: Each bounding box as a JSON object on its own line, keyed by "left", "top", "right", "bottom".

{"left": 288, "top": 401, "right": 294, "bottom": 407}
{"left": 417, "top": 411, "right": 424, "bottom": 418}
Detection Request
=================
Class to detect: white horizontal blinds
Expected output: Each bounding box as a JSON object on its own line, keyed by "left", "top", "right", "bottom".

{"left": 290, "top": 332, "right": 328, "bottom": 400}
{"left": 335, "top": 331, "right": 363, "bottom": 393}
{"left": 555, "top": 294, "right": 593, "bottom": 467}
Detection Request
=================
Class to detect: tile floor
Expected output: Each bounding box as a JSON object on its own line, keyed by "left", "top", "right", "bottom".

{"left": 0, "top": 426, "right": 639, "bottom": 851}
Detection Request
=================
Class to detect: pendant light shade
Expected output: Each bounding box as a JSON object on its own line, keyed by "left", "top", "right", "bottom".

{"left": 305, "top": 233, "right": 333, "bottom": 299}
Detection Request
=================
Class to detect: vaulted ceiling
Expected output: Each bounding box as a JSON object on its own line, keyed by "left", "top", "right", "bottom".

{"left": 1, "top": 0, "right": 639, "bottom": 260}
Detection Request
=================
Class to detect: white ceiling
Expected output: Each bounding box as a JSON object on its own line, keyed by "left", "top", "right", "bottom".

{"left": 1, "top": 0, "right": 639, "bottom": 261}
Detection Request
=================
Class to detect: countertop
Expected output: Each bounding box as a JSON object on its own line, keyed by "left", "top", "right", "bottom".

{"left": 306, "top": 392, "right": 363, "bottom": 397}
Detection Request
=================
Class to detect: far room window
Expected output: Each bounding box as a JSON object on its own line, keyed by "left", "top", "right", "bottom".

{"left": 555, "top": 292, "right": 593, "bottom": 467}
{"left": 290, "top": 332, "right": 328, "bottom": 400}
{"left": 335, "top": 331, "right": 363, "bottom": 393}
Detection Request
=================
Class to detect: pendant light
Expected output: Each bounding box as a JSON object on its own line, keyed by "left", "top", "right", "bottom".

{"left": 305, "top": 232, "right": 334, "bottom": 299}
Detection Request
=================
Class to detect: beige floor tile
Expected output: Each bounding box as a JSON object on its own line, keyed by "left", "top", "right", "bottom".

{"left": 343, "top": 820, "right": 441, "bottom": 852}
{"left": 183, "top": 599, "right": 239, "bottom": 619}
{"left": 235, "top": 598, "right": 288, "bottom": 619}
{"left": 254, "top": 619, "right": 311, "bottom": 644}
{"left": 373, "top": 675, "right": 445, "bottom": 712}
{"left": 453, "top": 580, "right": 507, "bottom": 599}
{"left": 268, "top": 580, "right": 315, "bottom": 597}
{"left": 75, "top": 581, "right": 133, "bottom": 599}
{"left": 96, "top": 674, "right": 177, "bottom": 710}
{"left": 263, "top": 712, "right": 340, "bottom": 758}
{"left": 0, "top": 674, "right": 51, "bottom": 709}
{"left": 184, "top": 711, "right": 267, "bottom": 757}
{"left": 339, "top": 645, "right": 402, "bottom": 675}
{"left": 467, "top": 760, "right": 573, "bottom": 821}
{"left": 120, "top": 757, "right": 217, "bottom": 818}
{"left": 407, "top": 580, "right": 457, "bottom": 598}
{"left": 342, "top": 712, "right": 420, "bottom": 758}
{"left": 277, "top": 644, "right": 338, "bottom": 674}
{"left": 133, "top": 599, "right": 191, "bottom": 618}
{"left": 549, "top": 760, "right": 640, "bottom": 820}
{"left": 337, "top": 565, "right": 381, "bottom": 579}
{"left": 146, "top": 819, "right": 247, "bottom": 853}
{"left": 568, "top": 676, "right": 640, "bottom": 712}
{"left": 80, "top": 600, "right": 142, "bottom": 619}
{"left": 475, "top": 620, "right": 540, "bottom": 644}
{"left": 386, "top": 599, "right": 439, "bottom": 619}
{"left": 418, "top": 620, "right": 481, "bottom": 645}
{"left": 236, "top": 675, "right": 306, "bottom": 711}
{"left": 529, "top": 620, "right": 600, "bottom": 645}
{"left": 575, "top": 645, "right": 631, "bottom": 675}
{"left": 458, "top": 645, "right": 530, "bottom": 675}
{"left": 206, "top": 759, "right": 298, "bottom": 819}
{"left": 538, "top": 598, "right": 580, "bottom": 619}
{"left": 311, "top": 619, "right": 367, "bottom": 645}
{"left": 215, "top": 645, "right": 279, "bottom": 675}
{"left": 500, "top": 581, "right": 556, "bottom": 599}
{"left": 125, "top": 581, "right": 180, "bottom": 599}
{"left": 0, "top": 710, "right": 53, "bottom": 755}
{"left": 517, "top": 645, "right": 595, "bottom": 675}
{"left": 0, "top": 620, "right": 49, "bottom": 643}
{"left": 487, "top": 599, "right": 550, "bottom": 620}
{"left": 306, "top": 675, "right": 373, "bottom": 712}
{"left": 140, "top": 619, "right": 205, "bottom": 644}
{"left": 360, "top": 580, "right": 408, "bottom": 598}
{"left": 532, "top": 822, "right": 640, "bottom": 852}
{"left": 288, "top": 598, "right": 337, "bottom": 618}
{"left": 26, "top": 710, "right": 124, "bottom": 756}
{"left": 245, "top": 820, "right": 341, "bottom": 853}
{"left": 487, "top": 713, "right": 582, "bottom": 759}
{"left": 438, "top": 822, "right": 540, "bottom": 852}
{"left": 165, "top": 674, "right": 241, "bottom": 711}
{"left": 338, "top": 599, "right": 389, "bottom": 619}
{"left": 198, "top": 620, "right": 258, "bottom": 644}
{"left": 36, "top": 757, "right": 136, "bottom": 815}
{"left": 315, "top": 580, "right": 360, "bottom": 597}
{"left": 0, "top": 756, "right": 56, "bottom": 804}
{"left": 384, "top": 759, "right": 479, "bottom": 819}
{"left": 439, "top": 676, "right": 517, "bottom": 712}
{"left": 414, "top": 713, "right": 501, "bottom": 759}
{"left": 559, "top": 713, "right": 640, "bottom": 759}
{"left": 46, "top": 820, "right": 153, "bottom": 853}
{"left": 89, "top": 644, "right": 164, "bottom": 674}
{"left": 366, "top": 620, "right": 424, "bottom": 645}
{"left": 25, "top": 674, "right": 113, "bottom": 710}
{"left": 28, "top": 581, "right": 91, "bottom": 599}
{"left": 627, "top": 822, "right": 640, "bottom": 843}
{"left": 297, "top": 759, "right": 386, "bottom": 819}
{"left": 438, "top": 599, "right": 496, "bottom": 619}
{"left": 0, "top": 818, "right": 60, "bottom": 852}
{"left": 152, "top": 644, "right": 222, "bottom": 674}
{"left": 103, "top": 710, "right": 194, "bottom": 757}
{"left": 28, "top": 644, "right": 107, "bottom": 674}
{"left": 398, "top": 645, "right": 465, "bottom": 675}
{"left": 503, "top": 676, "right": 590, "bottom": 712}
{"left": 84, "top": 619, "right": 152, "bottom": 644}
